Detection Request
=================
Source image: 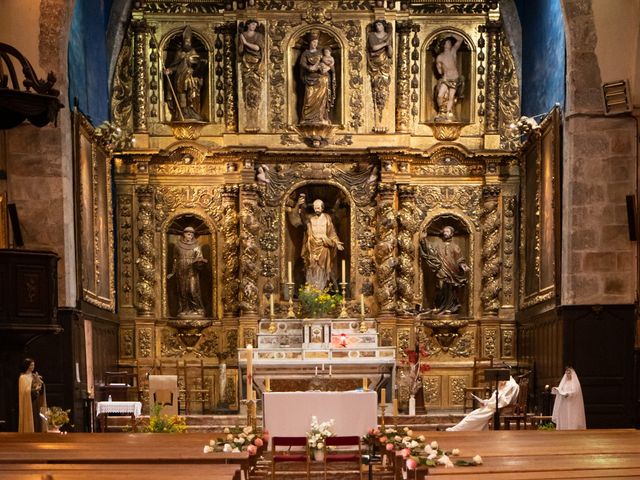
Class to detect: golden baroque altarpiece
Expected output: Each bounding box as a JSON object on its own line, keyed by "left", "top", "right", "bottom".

{"left": 107, "top": 0, "right": 528, "bottom": 412}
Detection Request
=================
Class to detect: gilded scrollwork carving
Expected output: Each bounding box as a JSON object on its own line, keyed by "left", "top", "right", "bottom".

{"left": 502, "top": 328, "right": 514, "bottom": 358}
{"left": 395, "top": 21, "right": 412, "bottom": 132}
{"left": 118, "top": 194, "right": 134, "bottom": 306}
{"left": 367, "top": 20, "right": 393, "bottom": 128}
{"left": 397, "top": 328, "right": 410, "bottom": 360}
{"left": 502, "top": 196, "right": 516, "bottom": 305}
{"left": 333, "top": 19, "right": 364, "bottom": 130}
{"left": 499, "top": 35, "right": 520, "bottom": 150}
{"left": 375, "top": 186, "right": 397, "bottom": 314}
{"left": 476, "top": 30, "right": 486, "bottom": 117}
{"left": 338, "top": 1, "right": 373, "bottom": 10}
{"left": 410, "top": 26, "right": 420, "bottom": 118}
{"left": 238, "top": 20, "right": 265, "bottom": 131}
{"left": 221, "top": 187, "right": 240, "bottom": 317}
{"left": 483, "top": 327, "right": 497, "bottom": 358}
{"left": 226, "top": 329, "right": 238, "bottom": 355}
{"left": 422, "top": 376, "right": 440, "bottom": 405}
{"left": 396, "top": 186, "right": 420, "bottom": 314}
{"left": 380, "top": 327, "right": 393, "bottom": 347}
{"left": 257, "top": 163, "right": 305, "bottom": 206}
{"left": 220, "top": 23, "right": 238, "bottom": 132}
{"left": 138, "top": 327, "right": 153, "bottom": 357}
{"left": 111, "top": 31, "right": 133, "bottom": 130}
{"left": 419, "top": 326, "right": 473, "bottom": 358}
{"left": 239, "top": 189, "right": 261, "bottom": 314}
{"left": 449, "top": 377, "right": 466, "bottom": 405}
{"left": 415, "top": 186, "right": 482, "bottom": 229}
{"left": 269, "top": 20, "right": 301, "bottom": 131}
{"left": 131, "top": 19, "right": 150, "bottom": 132}
{"left": 480, "top": 186, "right": 501, "bottom": 315}
{"left": 257, "top": 0, "right": 295, "bottom": 9}
{"left": 485, "top": 20, "right": 501, "bottom": 133}
{"left": 329, "top": 163, "right": 377, "bottom": 207}
{"left": 135, "top": 186, "right": 156, "bottom": 315}
{"left": 120, "top": 327, "right": 135, "bottom": 358}
{"left": 161, "top": 328, "right": 186, "bottom": 357}
{"left": 154, "top": 186, "right": 224, "bottom": 229}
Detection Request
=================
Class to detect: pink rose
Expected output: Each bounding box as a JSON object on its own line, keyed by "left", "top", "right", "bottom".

{"left": 254, "top": 438, "right": 264, "bottom": 447}
{"left": 401, "top": 448, "right": 411, "bottom": 458}
{"left": 247, "top": 445, "right": 257, "bottom": 456}
{"left": 368, "top": 428, "right": 374, "bottom": 435}
{"left": 379, "top": 436, "right": 388, "bottom": 443}
{"left": 386, "top": 443, "right": 394, "bottom": 451}
{"left": 262, "top": 431, "right": 270, "bottom": 441}
{"left": 406, "top": 458, "right": 418, "bottom": 470}
{"left": 373, "top": 428, "right": 380, "bottom": 435}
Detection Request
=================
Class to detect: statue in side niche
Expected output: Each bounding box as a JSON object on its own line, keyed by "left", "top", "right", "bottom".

{"left": 367, "top": 20, "right": 393, "bottom": 124}
{"left": 299, "top": 31, "right": 335, "bottom": 125}
{"left": 167, "top": 226, "right": 207, "bottom": 317}
{"left": 433, "top": 33, "right": 465, "bottom": 121}
{"left": 238, "top": 19, "right": 264, "bottom": 129}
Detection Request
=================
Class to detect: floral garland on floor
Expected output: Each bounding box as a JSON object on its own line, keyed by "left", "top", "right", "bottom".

{"left": 363, "top": 426, "right": 482, "bottom": 471}
{"left": 203, "top": 426, "right": 268, "bottom": 456}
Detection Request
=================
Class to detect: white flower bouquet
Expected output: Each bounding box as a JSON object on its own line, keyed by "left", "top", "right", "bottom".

{"left": 306, "top": 416, "right": 335, "bottom": 453}
{"left": 203, "top": 425, "right": 267, "bottom": 456}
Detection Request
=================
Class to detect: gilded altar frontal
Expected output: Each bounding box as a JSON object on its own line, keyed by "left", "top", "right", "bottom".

{"left": 105, "top": 0, "right": 554, "bottom": 412}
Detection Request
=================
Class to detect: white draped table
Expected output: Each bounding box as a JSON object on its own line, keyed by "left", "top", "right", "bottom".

{"left": 96, "top": 401, "right": 142, "bottom": 432}
{"left": 263, "top": 391, "right": 377, "bottom": 437}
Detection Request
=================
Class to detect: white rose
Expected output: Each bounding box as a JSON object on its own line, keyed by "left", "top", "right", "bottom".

{"left": 430, "top": 441, "right": 439, "bottom": 449}
{"left": 473, "top": 454, "right": 483, "bottom": 465}
{"left": 223, "top": 444, "right": 233, "bottom": 453}
{"left": 410, "top": 440, "right": 419, "bottom": 449}
{"left": 227, "top": 434, "right": 234, "bottom": 440}
{"left": 243, "top": 426, "right": 253, "bottom": 435}
{"left": 236, "top": 437, "right": 245, "bottom": 445}
{"left": 223, "top": 427, "right": 230, "bottom": 434}
{"left": 203, "top": 445, "right": 213, "bottom": 453}
{"left": 451, "top": 448, "right": 460, "bottom": 456}
{"left": 423, "top": 445, "right": 433, "bottom": 454}
{"left": 394, "top": 436, "right": 402, "bottom": 442}
{"left": 209, "top": 439, "right": 216, "bottom": 446}
{"left": 406, "top": 429, "right": 413, "bottom": 436}
{"left": 418, "top": 435, "right": 425, "bottom": 442}
{"left": 232, "top": 447, "right": 240, "bottom": 453}
{"left": 437, "top": 454, "right": 450, "bottom": 466}
{"left": 403, "top": 436, "right": 412, "bottom": 443}
{"left": 317, "top": 442, "right": 324, "bottom": 449}
{"left": 427, "top": 452, "right": 437, "bottom": 460}
{"left": 247, "top": 434, "right": 255, "bottom": 441}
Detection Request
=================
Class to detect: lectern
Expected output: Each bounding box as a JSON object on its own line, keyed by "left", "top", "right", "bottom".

{"left": 484, "top": 368, "right": 510, "bottom": 430}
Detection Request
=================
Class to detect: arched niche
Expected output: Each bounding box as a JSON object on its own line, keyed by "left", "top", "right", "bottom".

{"left": 422, "top": 30, "right": 473, "bottom": 124}
{"left": 288, "top": 28, "right": 343, "bottom": 126}
{"left": 161, "top": 26, "right": 210, "bottom": 123}
{"left": 419, "top": 214, "right": 471, "bottom": 317}
{"left": 284, "top": 184, "right": 351, "bottom": 296}
{"left": 166, "top": 214, "right": 214, "bottom": 319}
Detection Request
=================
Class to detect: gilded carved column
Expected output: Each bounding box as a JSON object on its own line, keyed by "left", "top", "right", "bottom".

{"left": 396, "top": 185, "right": 418, "bottom": 314}
{"left": 238, "top": 185, "right": 260, "bottom": 315}
{"left": 375, "top": 183, "right": 397, "bottom": 315}
{"left": 221, "top": 186, "right": 240, "bottom": 317}
{"left": 480, "top": 186, "right": 501, "bottom": 315}
{"left": 501, "top": 195, "right": 516, "bottom": 307}
{"left": 485, "top": 19, "right": 502, "bottom": 133}
{"left": 131, "top": 18, "right": 149, "bottom": 133}
{"left": 219, "top": 22, "right": 238, "bottom": 133}
{"left": 135, "top": 185, "right": 155, "bottom": 316}
{"left": 395, "top": 21, "right": 412, "bottom": 133}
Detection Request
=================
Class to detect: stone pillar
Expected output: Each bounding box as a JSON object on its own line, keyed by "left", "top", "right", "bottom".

{"left": 395, "top": 21, "right": 412, "bottom": 133}
{"left": 131, "top": 18, "right": 149, "bottom": 133}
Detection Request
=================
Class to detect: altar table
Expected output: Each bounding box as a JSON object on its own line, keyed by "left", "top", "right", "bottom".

{"left": 96, "top": 401, "right": 142, "bottom": 432}
{"left": 263, "top": 391, "right": 377, "bottom": 437}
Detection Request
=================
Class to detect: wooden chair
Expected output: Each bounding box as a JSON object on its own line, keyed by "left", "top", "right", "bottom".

{"left": 323, "top": 435, "right": 363, "bottom": 480}
{"left": 271, "top": 436, "right": 310, "bottom": 480}
{"left": 502, "top": 371, "right": 532, "bottom": 430}
{"left": 462, "top": 356, "right": 494, "bottom": 412}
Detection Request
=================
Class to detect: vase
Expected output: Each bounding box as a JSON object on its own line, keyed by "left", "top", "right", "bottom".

{"left": 313, "top": 450, "right": 325, "bottom": 462}
{"left": 408, "top": 395, "right": 416, "bottom": 416}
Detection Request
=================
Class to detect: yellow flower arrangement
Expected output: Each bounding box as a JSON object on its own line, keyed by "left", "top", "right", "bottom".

{"left": 298, "top": 284, "right": 342, "bottom": 318}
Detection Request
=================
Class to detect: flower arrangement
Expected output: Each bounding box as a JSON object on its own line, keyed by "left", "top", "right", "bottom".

{"left": 363, "top": 426, "right": 482, "bottom": 472}
{"left": 398, "top": 345, "right": 431, "bottom": 396}
{"left": 306, "top": 416, "right": 334, "bottom": 454}
{"left": 298, "top": 284, "right": 342, "bottom": 318}
{"left": 46, "top": 406, "right": 70, "bottom": 428}
{"left": 203, "top": 425, "right": 268, "bottom": 456}
{"left": 145, "top": 403, "right": 188, "bottom": 433}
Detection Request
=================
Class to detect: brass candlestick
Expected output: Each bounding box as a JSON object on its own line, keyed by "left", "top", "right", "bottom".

{"left": 380, "top": 403, "right": 387, "bottom": 429}
{"left": 245, "top": 398, "right": 257, "bottom": 430}
{"left": 286, "top": 282, "right": 296, "bottom": 318}
{"left": 268, "top": 312, "right": 276, "bottom": 333}
{"left": 338, "top": 281, "right": 349, "bottom": 318}
{"left": 359, "top": 314, "right": 368, "bottom": 333}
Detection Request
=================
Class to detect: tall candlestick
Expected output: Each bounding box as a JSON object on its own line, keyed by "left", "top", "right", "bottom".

{"left": 363, "top": 377, "right": 368, "bottom": 390}
{"left": 341, "top": 259, "right": 346, "bottom": 284}
{"left": 360, "top": 294, "right": 365, "bottom": 316}
{"left": 246, "top": 344, "right": 253, "bottom": 400}
{"left": 380, "top": 388, "right": 386, "bottom": 405}
{"left": 270, "top": 294, "right": 274, "bottom": 316}
{"left": 265, "top": 377, "right": 271, "bottom": 392}
{"left": 288, "top": 261, "right": 292, "bottom": 283}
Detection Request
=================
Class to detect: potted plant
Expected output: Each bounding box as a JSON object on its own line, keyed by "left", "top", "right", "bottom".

{"left": 45, "top": 406, "right": 70, "bottom": 433}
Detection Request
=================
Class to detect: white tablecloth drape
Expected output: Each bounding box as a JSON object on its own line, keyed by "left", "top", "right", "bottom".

{"left": 263, "top": 391, "right": 377, "bottom": 437}
{"left": 96, "top": 401, "right": 142, "bottom": 417}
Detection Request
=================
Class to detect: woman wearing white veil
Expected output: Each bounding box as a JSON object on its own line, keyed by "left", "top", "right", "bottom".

{"left": 551, "top": 367, "right": 586, "bottom": 430}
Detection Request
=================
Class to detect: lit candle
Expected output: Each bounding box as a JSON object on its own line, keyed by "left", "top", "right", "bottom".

{"left": 341, "top": 259, "right": 346, "bottom": 284}
{"left": 270, "top": 294, "right": 274, "bottom": 316}
{"left": 246, "top": 344, "right": 253, "bottom": 400}
{"left": 329, "top": 365, "right": 332, "bottom": 377}
{"left": 265, "top": 377, "right": 271, "bottom": 392}
{"left": 380, "top": 388, "right": 386, "bottom": 405}
{"left": 252, "top": 389, "right": 256, "bottom": 401}
{"left": 288, "top": 261, "right": 292, "bottom": 283}
{"left": 360, "top": 294, "right": 365, "bottom": 316}
{"left": 392, "top": 398, "right": 399, "bottom": 416}
{"left": 363, "top": 377, "right": 368, "bottom": 390}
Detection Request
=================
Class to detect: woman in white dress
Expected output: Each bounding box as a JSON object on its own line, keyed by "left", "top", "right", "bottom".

{"left": 446, "top": 375, "right": 519, "bottom": 431}
{"left": 552, "top": 367, "right": 586, "bottom": 430}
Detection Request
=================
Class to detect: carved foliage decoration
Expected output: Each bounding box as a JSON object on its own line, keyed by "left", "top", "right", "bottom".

{"left": 154, "top": 186, "right": 224, "bottom": 229}
{"left": 118, "top": 194, "right": 134, "bottom": 306}
{"left": 111, "top": 31, "right": 133, "bottom": 130}
{"left": 502, "top": 328, "right": 514, "bottom": 358}
{"left": 239, "top": 187, "right": 261, "bottom": 314}
{"left": 480, "top": 187, "right": 501, "bottom": 315}
{"left": 138, "top": 327, "right": 153, "bottom": 358}
{"left": 366, "top": 21, "right": 393, "bottom": 124}
{"left": 269, "top": 20, "right": 301, "bottom": 131}
{"left": 396, "top": 186, "right": 421, "bottom": 314}
{"left": 238, "top": 20, "right": 265, "bottom": 127}
{"left": 395, "top": 21, "right": 413, "bottom": 132}
{"left": 131, "top": 19, "right": 149, "bottom": 132}
{"left": 375, "top": 185, "right": 397, "bottom": 313}
{"left": 482, "top": 326, "right": 497, "bottom": 358}
{"left": 222, "top": 23, "right": 238, "bottom": 131}
{"left": 485, "top": 21, "right": 501, "bottom": 132}
{"left": 221, "top": 187, "right": 240, "bottom": 316}
{"left": 415, "top": 186, "right": 482, "bottom": 229}
{"left": 502, "top": 196, "right": 516, "bottom": 305}
{"left": 499, "top": 34, "right": 521, "bottom": 150}
{"left": 136, "top": 186, "right": 156, "bottom": 315}
{"left": 450, "top": 377, "right": 466, "bottom": 405}
{"left": 333, "top": 19, "right": 364, "bottom": 130}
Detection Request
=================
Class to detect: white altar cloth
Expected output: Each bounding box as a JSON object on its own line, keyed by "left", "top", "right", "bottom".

{"left": 96, "top": 401, "right": 142, "bottom": 417}
{"left": 263, "top": 391, "right": 377, "bottom": 437}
